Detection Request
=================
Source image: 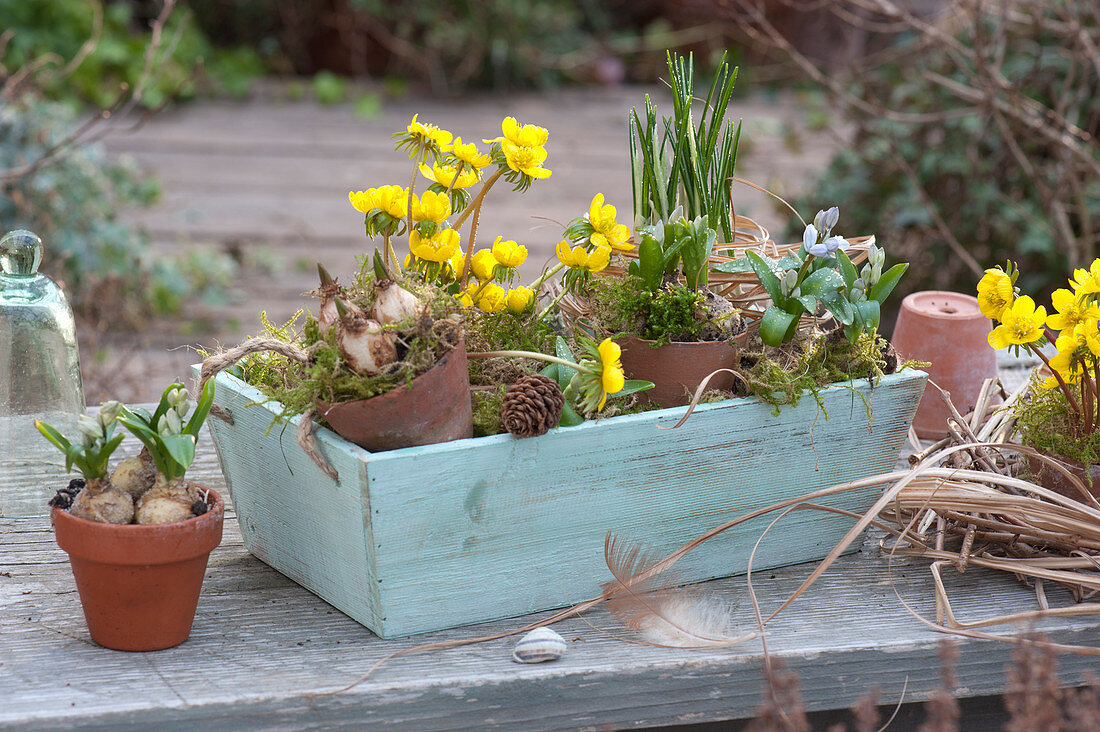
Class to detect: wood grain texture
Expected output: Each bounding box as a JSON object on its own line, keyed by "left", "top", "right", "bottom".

{"left": 201, "top": 367, "right": 927, "bottom": 637}
{"left": 3, "top": 427, "right": 1100, "bottom": 730}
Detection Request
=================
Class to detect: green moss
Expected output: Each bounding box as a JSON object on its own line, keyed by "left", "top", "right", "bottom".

{"left": 1015, "top": 374, "right": 1100, "bottom": 467}
{"left": 583, "top": 274, "right": 705, "bottom": 343}
{"left": 471, "top": 386, "right": 505, "bottom": 437}
{"left": 464, "top": 307, "right": 554, "bottom": 387}
{"left": 741, "top": 330, "right": 892, "bottom": 415}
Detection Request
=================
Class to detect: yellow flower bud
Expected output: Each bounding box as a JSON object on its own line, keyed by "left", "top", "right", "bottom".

{"left": 471, "top": 249, "right": 499, "bottom": 282}
{"left": 505, "top": 286, "right": 534, "bottom": 314}
{"left": 412, "top": 190, "right": 451, "bottom": 224}
{"left": 476, "top": 283, "right": 506, "bottom": 313}
{"left": 491, "top": 236, "right": 527, "bottom": 269}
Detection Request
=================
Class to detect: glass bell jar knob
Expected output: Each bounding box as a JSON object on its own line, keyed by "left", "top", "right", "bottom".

{"left": 0, "top": 229, "right": 85, "bottom": 517}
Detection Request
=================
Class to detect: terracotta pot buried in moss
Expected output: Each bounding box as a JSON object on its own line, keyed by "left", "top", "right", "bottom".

{"left": 618, "top": 329, "right": 750, "bottom": 408}
{"left": 317, "top": 337, "right": 473, "bottom": 452}
{"left": 1026, "top": 451, "right": 1100, "bottom": 503}
{"left": 52, "top": 488, "right": 224, "bottom": 652}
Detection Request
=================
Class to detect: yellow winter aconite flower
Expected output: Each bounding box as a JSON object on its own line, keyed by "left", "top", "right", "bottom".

{"left": 1075, "top": 317, "right": 1100, "bottom": 357}
{"left": 476, "top": 283, "right": 506, "bottom": 313}
{"left": 491, "top": 237, "right": 527, "bottom": 268}
{"left": 556, "top": 241, "right": 611, "bottom": 273}
{"left": 405, "top": 114, "right": 453, "bottom": 151}
{"left": 597, "top": 339, "right": 625, "bottom": 410}
{"left": 420, "top": 162, "right": 479, "bottom": 190}
{"left": 505, "top": 286, "right": 534, "bottom": 314}
{"left": 456, "top": 281, "right": 479, "bottom": 307}
{"left": 494, "top": 117, "right": 549, "bottom": 148}
{"left": 1047, "top": 288, "right": 1089, "bottom": 332}
{"left": 451, "top": 137, "right": 490, "bottom": 170}
{"left": 449, "top": 248, "right": 468, "bottom": 278}
{"left": 587, "top": 193, "right": 633, "bottom": 252}
{"left": 348, "top": 189, "right": 377, "bottom": 213}
{"left": 471, "top": 249, "right": 499, "bottom": 281}
{"left": 412, "top": 190, "right": 451, "bottom": 223}
{"left": 987, "top": 296, "right": 1047, "bottom": 349}
{"left": 409, "top": 228, "right": 460, "bottom": 263}
{"left": 1070, "top": 259, "right": 1100, "bottom": 295}
{"left": 976, "top": 268, "right": 1014, "bottom": 320}
{"left": 373, "top": 185, "right": 409, "bottom": 218}
{"left": 501, "top": 142, "right": 552, "bottom": 179}
{"left": 1042, "top": 331, "right": 1085, "bottom": 389}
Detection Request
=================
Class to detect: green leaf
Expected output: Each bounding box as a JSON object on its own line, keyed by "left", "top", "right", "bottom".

{"left": 614, "top": 380, "right": 655, "bottom": 397}
{"left": 853, "top": 300, "right": 881, "bottom": 330}
{"left": 184, "top": 378, "right": 216, "bottom": 437}
{"left": 714, "top": 254, "right": 801, "bottom": 274}
{"left": 637, "top": 233, "right": 664, "bottom": 292}
{"left": 64, "top": 444, "right": 83, "bottom": 473}
{"left": 746, "top": 251, "right": 785, "bottom": 305}
{"left": 820, "top": 290, "right": 855, "bottom": 325}
{"left": 35, "top": 421, "right": 72, "bottom": 454}
{"left": 373, "top": 250, "right": 388, "bottom": 280}
{"left": 557, "top": 402, "right": 584, "bottom": 427}
{"left": 554, "top": 337, "right": 578, "bottom": 387}
{"left": 868, "top": 263, "right": 909, "bottom": 303}
{"left": 796, "top": 294, "right": 818, "bottom": 313}
{"left": 835, "top": 249, "right": 858, "bottom": 290}
{"left": 128, "top": 406, "right": 153, "bottom": 424}
{"left": 161, "top": 434, "right": 197, "bottom": 473}
{"left": 759, "top": 306, "right": 800, "bottom": 346}
{"left": 800, "top": 267, "right": 844, "bottom": 297}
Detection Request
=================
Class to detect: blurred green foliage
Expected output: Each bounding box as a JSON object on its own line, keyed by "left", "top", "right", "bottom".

{"left": 795, "top": 3, "right": 1100, "bottom": 304}
{"left": 0, "top": 0, "right": 263, "bottom": 108}
{"left": 0, "top": 98, "right": 235, "bottom": 326}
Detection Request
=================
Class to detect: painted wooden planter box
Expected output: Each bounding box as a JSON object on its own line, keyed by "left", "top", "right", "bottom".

{"left": 195, "top": 365, "right": 927, "bottom": 638}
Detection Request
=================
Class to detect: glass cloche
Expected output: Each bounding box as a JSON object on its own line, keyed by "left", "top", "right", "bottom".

{"left": 0, "top": 230, "right": 85, "bottom": 516}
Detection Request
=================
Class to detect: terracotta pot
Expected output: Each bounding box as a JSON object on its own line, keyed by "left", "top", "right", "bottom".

{"left": 51, "top": 488, "right": 224, "bottom": 651}
{"left": 618, "top": 330, "right": 749, "bottom": 408}
{"left": 890, "top": 291, "right": 998, "bottom": 439}
{"left": 1026, "top": 451, "right": 1100, "bottom": 502}
{"left": 317, "top": 338, "right": 473, "bottom": 452}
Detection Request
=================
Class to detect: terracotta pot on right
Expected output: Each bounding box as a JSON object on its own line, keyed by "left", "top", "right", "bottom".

{"left": 51, "top": 488, "right": 224, "bottom": 651}
{"left": 1026, "top": 451, "right": 1100, "bottom": 502}
{"left": 618, "top": 330, "right": 749, "bottom": 408}
{"left": 891, "top": 291, "right": 998, "bottom": 439}
{"left": 317, "top": 338, "right": 473, "bottom": 452}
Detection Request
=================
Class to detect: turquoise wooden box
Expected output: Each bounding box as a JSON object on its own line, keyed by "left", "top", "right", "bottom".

{"left": 195, "top": 365, "right": 926, "bottom": 638}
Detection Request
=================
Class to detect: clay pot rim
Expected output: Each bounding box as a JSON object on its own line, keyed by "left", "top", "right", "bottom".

{"left": 51, "top": 487, "right": 224, "bottom": 535}
{"left": 899, "top": 290, "right": 984, "bottom": 321}
{"left": 615, "top": 329, "right": 750, "bottom": 349}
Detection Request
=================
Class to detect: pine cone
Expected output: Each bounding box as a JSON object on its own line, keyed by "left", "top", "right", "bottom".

{"left": 501, "top": 374, "right": 565, "bottom": 438}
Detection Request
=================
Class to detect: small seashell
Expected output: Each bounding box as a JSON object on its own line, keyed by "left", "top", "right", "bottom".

{"left": 511, "top": 627, "right": 566, "bottom": 664}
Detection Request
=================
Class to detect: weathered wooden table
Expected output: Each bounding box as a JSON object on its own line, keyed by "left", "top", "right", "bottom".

{"left": 4, "top": 366, "right": 1099, "bottom": 730}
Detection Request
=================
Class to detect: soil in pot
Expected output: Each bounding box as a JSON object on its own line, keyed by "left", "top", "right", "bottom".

{"left": 619, "top": 329, "right": 750, "bottom": 408}
{"left": 317, "top": 337, "right": 473, "bottom": 452}
{"left": 51, "top": 488, "right": 224, "bottom": 651}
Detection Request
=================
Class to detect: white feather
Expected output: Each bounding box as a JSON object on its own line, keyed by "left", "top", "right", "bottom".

{"left": 636, "top": 594, "right": 737, "bottom": 648}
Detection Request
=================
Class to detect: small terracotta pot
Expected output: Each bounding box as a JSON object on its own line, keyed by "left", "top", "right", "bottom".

{"left": 51, "top": 488, "right": 224, "bottom": 651}
{"left": 1026, "top": 451, "right": 1100, "bottom": 502}
{"left": 890, "top": 291, "right": 998, "bottom": 439}
{"left": 318, "top": 338, "right": 473, "bottom": 452}
{"left": 618, "top": 330, "right": 749, "bottom": 408}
